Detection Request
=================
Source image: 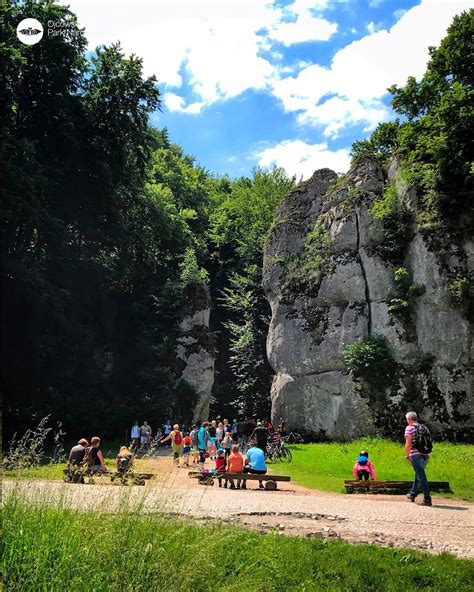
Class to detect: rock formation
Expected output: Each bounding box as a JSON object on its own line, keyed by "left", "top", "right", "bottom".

{"left": 263, "top": 156, "right": 472, "bottom": 439}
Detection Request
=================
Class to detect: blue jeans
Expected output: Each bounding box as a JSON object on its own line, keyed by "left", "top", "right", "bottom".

{"left": 409, "top": 455, "right": 431, "bottom": 502}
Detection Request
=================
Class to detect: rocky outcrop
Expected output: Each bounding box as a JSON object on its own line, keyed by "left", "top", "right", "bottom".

{"left": 176, "top": 286, "right": 214, "bottom": 421}
{"left": 263, "top": 156, "right": 472, "bottom": 439}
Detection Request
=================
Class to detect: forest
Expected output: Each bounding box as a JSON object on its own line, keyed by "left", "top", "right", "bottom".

{"left": 2, "top": 0, "right": 472, "bottom": 440}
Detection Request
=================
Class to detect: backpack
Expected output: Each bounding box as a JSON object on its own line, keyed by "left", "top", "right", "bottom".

{"left": 413, "top": 424, "right": 433, "bottom": 454}
{"left": 174, "top": 431, "right": 182, "bottom": 445}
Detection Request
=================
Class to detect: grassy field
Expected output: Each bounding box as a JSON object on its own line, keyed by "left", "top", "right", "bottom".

{"left": 269, "top": 438, "right": 474, "bottom": 501}
{"left": 3, "top": 493, "right": 473, "bottom": 592}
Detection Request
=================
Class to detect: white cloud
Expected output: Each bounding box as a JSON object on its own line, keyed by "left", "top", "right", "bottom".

{"left": 63, "top": 0, "right": 337, "bottom": 114}
{"left": 257, "top": 139, "right": 351, "bottom": 179}
{"left": 368, "top": 0, "right": 384, "bottom": 7}
{"left": 269, "top": 3, "right": 337, "bottom": 45}
{"left": 164, "top": 93, "right": 206, "bottom": 114}
{"left": 270, "top": 0, "right": 468, "bottom": 137}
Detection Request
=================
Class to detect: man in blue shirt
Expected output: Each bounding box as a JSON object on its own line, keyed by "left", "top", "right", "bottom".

{"left": 244, "top": 442, "right": 267, "bottom": 490}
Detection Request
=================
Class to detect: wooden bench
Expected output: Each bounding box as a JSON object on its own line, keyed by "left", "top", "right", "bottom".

{"left": 188, "top": 471, "right": 291, "bottom": 490}
{"left": 344, "top": 480, "right": 451, "bottom": 494}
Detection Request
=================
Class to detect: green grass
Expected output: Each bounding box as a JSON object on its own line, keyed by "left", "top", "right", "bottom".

{"left": 269, "top": 438, "right": 474, "bottom": 501}
{"left": 3, "top": 493, "right": 473, "bottom": 592}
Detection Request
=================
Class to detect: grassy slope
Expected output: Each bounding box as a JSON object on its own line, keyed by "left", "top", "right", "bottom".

{"left": 3, "top": 495, "right": 473, "bottom": 592}
{"left": 269, "top": 439, "right": 474, "bottom": 501}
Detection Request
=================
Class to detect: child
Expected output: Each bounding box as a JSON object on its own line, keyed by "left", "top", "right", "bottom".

{"left": 221, "top": 431, "right": 233, "bottom": 459}
{"left": 181, "top": 433, "right": 192, "bottom": 467}
{"left": 227, "top": 444, "right": 244, "bottom": 489}
{"left": 352, "top": 450, "right": 376, "bottom": 481}
{"left": 215, "top": 448, "right": 227, "bottom": 487}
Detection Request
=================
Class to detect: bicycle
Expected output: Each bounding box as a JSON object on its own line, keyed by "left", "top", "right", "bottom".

{"left": 282, "top": 431, "right": 304, "bottom": 444}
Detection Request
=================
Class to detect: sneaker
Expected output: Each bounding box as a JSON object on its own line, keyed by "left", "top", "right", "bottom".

{"left": 229, "top": 483, "right": 235, "bottom": 489}
{"left": 406, "top": 493, "right": 415, "bottom": 502}
{"left": 259, "top": 484, "right": 265, "bottom": 490}
{"left": 236, "top": 484, "right": 240, "bottom": 489}
{"left": 421, "top": 499, "right": 432, "bottom": 506}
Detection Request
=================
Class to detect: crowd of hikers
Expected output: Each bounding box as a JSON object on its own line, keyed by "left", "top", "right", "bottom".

{"left": 64, "top": 411, "right": 434, "bottom": 504}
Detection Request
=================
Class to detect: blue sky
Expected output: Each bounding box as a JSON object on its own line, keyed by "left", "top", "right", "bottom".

{"left": 65, "top": 0, "right": 471, "bottom": 179}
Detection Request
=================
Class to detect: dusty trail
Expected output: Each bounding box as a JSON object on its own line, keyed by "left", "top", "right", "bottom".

{"left": 4, "top": 454, "right": 473, "bottom": 559}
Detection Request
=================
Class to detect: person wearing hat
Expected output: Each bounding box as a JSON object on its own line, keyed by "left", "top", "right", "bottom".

{"left": 352, "top": 450, "right": 376, "bottom": 481}
{"left": 250, "top": 421, "right": 269, "bottom": 453}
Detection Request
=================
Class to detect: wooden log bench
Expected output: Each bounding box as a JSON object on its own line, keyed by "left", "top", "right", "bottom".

{"left": 344, "top": 480, "right": 451, "bottom": 494}
{"left": 188, "top": 471, "right": 291, "bottom": 490}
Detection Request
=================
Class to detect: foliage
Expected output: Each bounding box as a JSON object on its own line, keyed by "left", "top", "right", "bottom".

{"left": 4, "top": 494, "right": 474, "bottom": 591}
{"left": 2, "top": 0, "right": 211, "bottom": 438}
{"left": 388, "top": 267, "right": 425, "bottom": 316}
{"left": 368, "top": 184, "right": 412, "bottom": 261}
{"left": 272, "top": 440, "right": 474, "bottom": 501}
{"left": 344, "top": 336, "right": 398, "bottom": 392}
{"left": 354, "top": 10, "right": 474, "bottom": 232}
{"left": 209, "top": 168, "right": 295, "bottom": 417}
{"left": 448, "top": 277, "right": 471, "bottom": 306}
{"left": 2, "top": 417, "right": 51, "bottom": 470}
{"left": 283, "top": 226, "right": 331, "bottom": 296}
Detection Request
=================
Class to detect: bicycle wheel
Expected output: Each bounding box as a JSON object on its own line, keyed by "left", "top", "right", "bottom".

{"left": 280, "top": 447, "right": 292, "bottom": 462}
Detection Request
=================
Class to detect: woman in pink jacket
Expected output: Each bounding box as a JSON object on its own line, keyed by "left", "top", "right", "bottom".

{"left": 352, "top": 450, "right": 376, "bottom": 481}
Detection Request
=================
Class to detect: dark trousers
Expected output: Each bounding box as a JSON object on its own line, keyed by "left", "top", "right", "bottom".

{"left": 244, "top": 466, "right": 267, "bottom": 487}
{"left": 357, "top": 470, "right": 370, "bottom": 481}
{"left": 198, "top": 448, "right": 206, "bottom": 464}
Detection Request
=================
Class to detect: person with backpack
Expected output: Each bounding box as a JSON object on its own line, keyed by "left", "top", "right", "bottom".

{"left": 352, "top": 450, "right": 376, "bottom": 480}
{"left": 404, "top": 411, "right": 433, "bottom": 506}
{"left": 160, "top": 424, "right": 183, "bottom": 466}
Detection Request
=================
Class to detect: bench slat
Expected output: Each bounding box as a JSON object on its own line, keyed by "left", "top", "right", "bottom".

{"left": 224, "top": 473, "right": 291, "bottom": 481}
{"left": 344, "top": 480, "right": 450, "bottom": 489}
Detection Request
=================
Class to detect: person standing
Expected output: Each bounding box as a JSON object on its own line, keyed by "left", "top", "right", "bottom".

{"left": 140, "top": 421, "right": 152, "bottom": 452}
{"left": 163, "top": 420, "right": 172, "bottom": 447}
{"left": 197, "top": 422, "right": 208, "bottom": 467}
{"left": 250, "top": 421, "right": 268, "bottom": 453}
{"left": 231, "top": 419, "right": 239, "bottom": 444}
{"left": 160, "top": 424, "right": 183, "bottom": 466}
{"left": 405, "top": 411, "right": 432, "bottom": 506}
{"left": 53, "top": 421, "right": 67, "bottom": 460}
{"left": 207, "top": 420, "right": 218, "bottom": 460}
{"left": 130, "top": 421, "right": 141, "bottom": 451}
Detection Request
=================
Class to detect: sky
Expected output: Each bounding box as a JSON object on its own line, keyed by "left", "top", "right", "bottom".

{"left": 62, "top": 0, "right": 472, "bottom": 179}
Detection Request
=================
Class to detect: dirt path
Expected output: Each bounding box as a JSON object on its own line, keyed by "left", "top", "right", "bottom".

{"left": 5, "top": 454, "right": 473, "bottom": 559}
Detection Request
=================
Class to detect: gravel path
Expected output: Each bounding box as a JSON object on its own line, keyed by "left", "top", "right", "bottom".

{"left": 5, "top": 456, "right": 473, "bottom": 559}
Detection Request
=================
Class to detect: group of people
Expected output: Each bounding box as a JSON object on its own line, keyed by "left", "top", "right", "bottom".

{"left": 65, "top": 410, "right": 433, "bottom": 504}
{"left": 68, "top": 437, "right": 134, "bottom": 476}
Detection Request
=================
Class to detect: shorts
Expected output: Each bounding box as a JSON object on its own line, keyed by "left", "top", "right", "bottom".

{"left": 182, "top": 446, "right": 191, "bottom": 455}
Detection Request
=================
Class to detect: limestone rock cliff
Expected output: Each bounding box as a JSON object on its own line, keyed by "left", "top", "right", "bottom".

{"left": 263, "top": 156, "right": 472, "bottom": 439}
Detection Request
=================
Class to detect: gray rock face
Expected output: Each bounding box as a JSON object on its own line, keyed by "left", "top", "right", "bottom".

{"left": 176, "top": 292, "right": 214, "bottom": 422}
{"left": 263, "top": 156, "right": 472, "bottom": 438}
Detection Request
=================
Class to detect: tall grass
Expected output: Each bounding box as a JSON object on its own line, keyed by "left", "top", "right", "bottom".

{"left": 270, "top": 438, "right": 474, "bottom": 500}
{"left": 2, "top": 491, "right": 473, "bottom": 591}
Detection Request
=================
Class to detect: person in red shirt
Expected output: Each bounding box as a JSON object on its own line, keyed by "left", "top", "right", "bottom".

{"left": 215, "top": 448, "right": 226, "bottom": 487}
{"left": 227, "top": 444, "right": 244, "bottom": 489}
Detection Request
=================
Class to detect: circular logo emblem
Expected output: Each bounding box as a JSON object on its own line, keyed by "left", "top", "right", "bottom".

{"left": 16, "top": 18, "right": 44, "bottom": 45}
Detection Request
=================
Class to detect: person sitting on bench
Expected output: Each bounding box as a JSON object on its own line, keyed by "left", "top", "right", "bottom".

{"left": 352, "top": 450, "right": 376, "bottom": 481}
{"left": 68, "top": 439, "right": 89, "bottom": 466}
{"left": 244, "top": 441, "right": 267, "bottom": 490}
{"left": 116, "top": 446, "right": 134, "bottom": 476}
